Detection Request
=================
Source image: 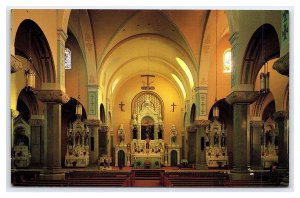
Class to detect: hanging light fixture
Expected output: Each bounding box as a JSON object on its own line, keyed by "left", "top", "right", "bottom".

{"left": 260, "top": 27, "right": 270, "bottom": 94}
{"left": 76, "top": 101, "right": 83, "bottom": 117}
{"left": 213, "top": 11, "right": 219, "bottom": 119}
{"left": 24, "top": 28, "right": 36, "bottom": 91}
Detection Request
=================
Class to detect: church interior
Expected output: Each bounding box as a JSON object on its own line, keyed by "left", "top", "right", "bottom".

{"left": 10, "top": 9, "right": 289, "bottom": 188}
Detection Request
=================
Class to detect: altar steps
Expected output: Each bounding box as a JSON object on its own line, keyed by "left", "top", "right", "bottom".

{"left": 133, "top": 169, "right": 163, "bottom": 180}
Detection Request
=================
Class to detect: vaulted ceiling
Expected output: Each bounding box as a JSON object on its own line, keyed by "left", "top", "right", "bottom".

{"left": 68, "top": 10, "right": 210, "bottom": 100}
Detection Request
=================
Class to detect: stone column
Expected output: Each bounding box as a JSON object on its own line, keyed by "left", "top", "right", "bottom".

{"left": 57, "top": 30, "right": 68, "bottom": 91}
{"left": 229, "top": 32, "right": 241, "bottom": 87}
{"left": 29, "top": 115, "right": 44, "bottom": 167}
{"left": 187, "top": 126, "right": 196, "bottom": 164}
{"left": 11, "top": 109, "right": 19, "bottom": 168}
{"left": 110, "top": 132, "right": 115, "bottom": 165}
{"left": 194, "top": 86, "right": 208, "bottom": 117}
{"left": 11, "top": 109, "right": 19, "bottom": 149}
{"left": 36, "top": 89, "right": 69, "bottom": 171}
{"left": 273, "top": 111, "right": 288, "bottom": 169}
{"left": 99, "top": 124, "right": 109, "bottom": 158}
{"left": 85, "top": 119, "right": 100, "bottom": 164}
{"left": 195, "top": 120, "right": 210, "bottom": 169}
{"left": 250, "top": 120, "right": 263, "bottom": 170}
{"left": 226, "top": 91, "right": 259, "bottom": 175}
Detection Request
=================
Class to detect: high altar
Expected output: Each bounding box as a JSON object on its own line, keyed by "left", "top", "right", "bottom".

{"left": 115, "top": 92, "right": 180, "bottom": 168}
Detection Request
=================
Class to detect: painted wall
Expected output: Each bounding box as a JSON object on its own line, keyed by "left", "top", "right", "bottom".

{"left": 112, "top": 75, "right": 183, "bottom": 148}
{"left": 11, "top": 10, "right": 58, "bottom": 70}
{"left": 207, "top": 33, "right": 231, "bottom": 112}
{"left": 228, "top": 10, "right": 281, "bottom": 86}
{"left": 253, "top": 58, "right": 289, "bottom": 112}
{"left": 65, "top": 36, "right": 88, "bottom": 110}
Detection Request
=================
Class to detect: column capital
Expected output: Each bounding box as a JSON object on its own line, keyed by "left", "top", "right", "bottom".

{"left": 99, "top": 124, "right": 109, "bottom": 133}
{"left": 57, "top": 29, "right": 68, "bottom": 42}
{"left": 87, "top": 84, "right": 100, "bottom": 91}
{"left": 187, "top": 126, "right": 196, "bottom": 133}
{"left": 194, "top": 86, "right": 208, "bottom": 93}
{"left": 194, "top": 119, "right": 210, "bottom": 127}
{"left": 85, "top": 119, "right": 101, "bottom": 127}
{"left": 250, "top": 120, "right": 264, "bottom": 128}
{"left": 36, "top": 89, "right": 70, "bottom": 104}
{"left": 29, "top": 115, "right": 44, "bottom": 126}
{"left": 226, "top": 91, "right": 259, "bottom": 105}
{"left": 11, "top": 109, "right": 19, "bottom": 119}
{"left": 273, "top": 52, "right": 289, "bottom": 76}
{"left": 273, "top": 111, "right": 288, "bottom": 120}
{"left": 11, "top": 54, "right": 23, "bottom": 73}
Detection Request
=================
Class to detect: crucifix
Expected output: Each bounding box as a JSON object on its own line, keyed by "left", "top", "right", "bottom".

{"left": 119, "top": 101, "right": 125, "bottom": 111}
{"left": 171, "top": 102, "right": 177, "bottom": 112}
{"left": 141, "top": 74, "right": 155, "bottom": 90}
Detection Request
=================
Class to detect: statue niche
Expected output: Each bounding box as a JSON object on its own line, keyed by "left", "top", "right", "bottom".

{"left": 141, "top": 116, "right": 154, "bottom": 140}
{"left": 131, "top": 114, "right": 138, "bottom": 139}
{"left": 13, "top": 116, "right": 31, "bottom": 168}
{"left": 262, "top": 117, "right": 278, "bottom": 168}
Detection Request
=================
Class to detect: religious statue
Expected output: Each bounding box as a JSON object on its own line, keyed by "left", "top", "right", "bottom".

{"left": 214, "top": 131, "right": 219, "bottom": 145}
{"left": 68, "top": 135, "right": 73, "bottom": 146}
{"left": 221, "top": 133, "right": 226, "bottom": 147}
{"left": 118, "top": 124, "right": 125, "bottom": 144}
{"left": 170, "top": 125, "right": 177, "bottom": 143}
{"left": 131, "top": 114, "right": 138, "bottom": 139}
{"left": 145, "top": 133, "right": 150, "bottom": 153}
{"left": 75, "top": 132, "right": 81, "bottom": 146}
{"left": 84, "top": 132, "right": 89, "bottom": 145}
{"left": 205, "top": 131, "right": 210, "bottom": 147}
{"left": 266, "top": 130, "right": 273, "bottom": 146}
{"left": 158, "top": 114, "right": 164, "bottom": 139}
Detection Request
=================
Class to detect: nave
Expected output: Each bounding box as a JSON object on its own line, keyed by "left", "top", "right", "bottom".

{"left": 10, "top": 9, "right": 289, "bottom": 188}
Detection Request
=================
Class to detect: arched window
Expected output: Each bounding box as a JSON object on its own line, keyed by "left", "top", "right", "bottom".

{"left": 223, "top": 49, "right": 232, "bottom": 73}
{"left": 64, "top": 48, "right": 72, "bottom": 69}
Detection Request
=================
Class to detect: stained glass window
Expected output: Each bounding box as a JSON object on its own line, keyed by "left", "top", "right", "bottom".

{"left": 64, "top": 48, "right": 71, "bottom": 69}
{"left": 223, "top": 49, "right": 231, "bottom": 73}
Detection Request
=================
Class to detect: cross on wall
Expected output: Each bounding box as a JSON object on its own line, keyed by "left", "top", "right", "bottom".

{"left": 171, "top": 102, "right": 177, "bottom": 112}
{"left": 119, "top": 101, "right": 125, "bottom": 111}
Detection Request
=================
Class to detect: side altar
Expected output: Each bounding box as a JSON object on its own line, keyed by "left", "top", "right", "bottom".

{"left": 205, "top": 119, "right": 228, "bottom": 168}
{"left": 65, "top": 117, "right": 90, "bottom": 167}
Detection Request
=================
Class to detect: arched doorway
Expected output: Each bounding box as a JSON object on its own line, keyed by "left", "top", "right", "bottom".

{"left": 141, "top": 116, "right": 154, "bottom": 140}
{"left": 171, "top": 150, "right": 178, "bottom": 166}
{"left": 118, "top": 150, "right": 125, "bottom": 168}
{"left": 190, "top": 103, "right": 196, "bottom": 124}
{"left": 100, "top": 104, "right": 105, "bottom": 123}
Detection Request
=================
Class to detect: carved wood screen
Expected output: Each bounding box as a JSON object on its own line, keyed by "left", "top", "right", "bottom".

{"left": 131, "top": 91, "right": 164, "bottom": 119}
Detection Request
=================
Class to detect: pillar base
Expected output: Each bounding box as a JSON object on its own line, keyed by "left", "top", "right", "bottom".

{"left": 229, "top": 172, "right": 254, "bottom": 181}
{"left": 250, "top": 165, "right": 264, "bottom": 170}
{"left": 40, "top": 169, "right": 66, "bottom": 180}
{"left": 193, "top": 163, "right": 208, "bottom": 170}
